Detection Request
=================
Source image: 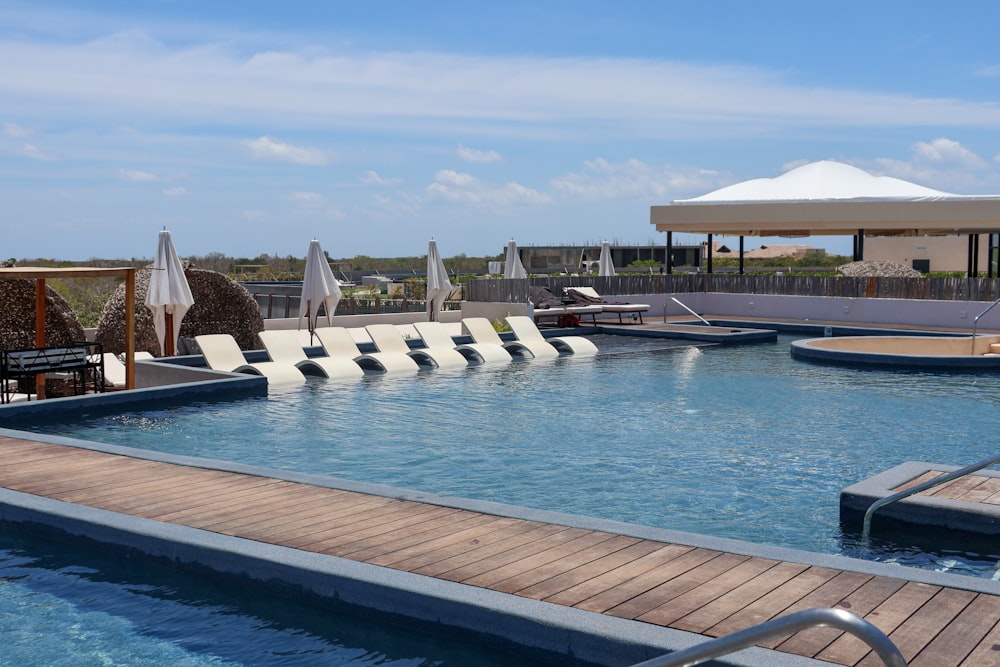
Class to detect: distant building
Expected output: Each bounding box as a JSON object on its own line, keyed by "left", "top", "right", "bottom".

{"left": 865, "top": 235, "right": 992, "bottom": 274}
{"left": 511, "top": 244, "right": 702, "bottom": 274}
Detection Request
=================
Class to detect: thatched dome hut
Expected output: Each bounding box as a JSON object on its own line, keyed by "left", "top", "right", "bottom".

{"left": 0, "top": 279, "right": 85, "bottom": 350}
{"left": 96, "top": 264, "right": 264, "bottom": 356}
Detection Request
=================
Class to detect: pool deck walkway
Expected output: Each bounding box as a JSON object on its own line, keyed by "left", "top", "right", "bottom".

{"left": 2, "top": 433, "right": 1000, "bottom": 666}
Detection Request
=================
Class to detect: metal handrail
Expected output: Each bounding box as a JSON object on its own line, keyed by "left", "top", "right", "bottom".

{"left": 628, "top": 607, "right": 906, "bottom": 667}
{"left": 670, "top": 297, "right": 712, "bottom": 326}
{"left": 862, "top": 452, "right": 1000, "bottom": 539}
{"left": 970, "top": 296, "right": 1000, "bottom": 354}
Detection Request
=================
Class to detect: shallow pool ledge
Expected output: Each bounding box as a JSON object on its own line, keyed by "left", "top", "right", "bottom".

{"left": 791, "top": 334, "right": 1000, "bottom": 369}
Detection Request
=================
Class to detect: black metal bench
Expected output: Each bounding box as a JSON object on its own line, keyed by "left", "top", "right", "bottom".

{"left": 1, "top": 342, "right": 105, "bottom": 403}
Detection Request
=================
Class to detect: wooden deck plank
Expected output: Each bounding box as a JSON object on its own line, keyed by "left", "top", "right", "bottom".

{"left": 957, "top": 608, "right": 1000, "bottom": 666}
{"left": 544, "top": 543, "right": 695, "bottom": 609}
{"left": 3, "top": 436, "right": 1000, "bottom": 667}
{"left": 519, "top": 539, "right": 668, "bottom": 602}
{"left": 858, "top": 588, "right": 976, "bottom": 666}
{"left": 394, "top": 522, "right": 567, "bottom": 574}
{"left": 635, "top": 557, "right": 781, "bottom": 628}
{"left": 495, "top": 534, "right": 643, "bottom": 596}
{"left": 910, "top": 593, "right": 1000, "bottom": 667}
{"left": 582, "top": 547, "right": 723, "bottom": 616}
{"left": 436, "top": 527, "right": 598, "bottom": 584}
{"left": 816, "top": 582, "right": 941, "bottom": 665}
{"left": 773, "top": 575, "right": 906, "bottom": 657}
{"left": 671, "top": 561, "right": 810, "bottom": 634}
{"left": 707, "top": 566, "right": 844, "bottom": 638}
{"left": 462, "top": 530, "right": 625, "bottom": 591}
{"left": 604, "top": 551, "right": 749, "bottom": 621}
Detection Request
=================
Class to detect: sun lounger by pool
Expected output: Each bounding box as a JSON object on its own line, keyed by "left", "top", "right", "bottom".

{"left": 564, "top": 286, "right": 649, "bottom": 323}
{"left": 457, "top": 318, "right": 514, "bottom": 364}
{"left": 313, "top": 326, "right": 419, "bottom": 374}
{"left": 410, "top": 322, "right": 472, "bottom": 369}
{"left": 463, "top": 316, "right": 559, "bottom": 359}
{"left": 505, "top": 315, "right": 599, "bottom": 357}
{"left": 365, "top": 323, "right": 458, "bottom": 370}
{"left": 194, "top": 334, "right": 306, "bottom": 384}
{"left": 529, "top": 285, "right": 600, "bottom": 325}
{"left": 258, "top": 330, "right": 363, "bottom": 379}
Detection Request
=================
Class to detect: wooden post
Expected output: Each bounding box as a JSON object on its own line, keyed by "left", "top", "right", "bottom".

{"left": 34, "top": 278, "right": 46, "bottom": 399}
{"left": 164, "top": 311, "right": 175, "bottom": 357}
{"left": 124, "top": 269, "right": 136, "bottom": 389}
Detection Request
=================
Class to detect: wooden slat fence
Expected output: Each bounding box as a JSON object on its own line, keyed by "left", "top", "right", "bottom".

{"left": 464, "top": 275, "right": 1000, "bottom": 303}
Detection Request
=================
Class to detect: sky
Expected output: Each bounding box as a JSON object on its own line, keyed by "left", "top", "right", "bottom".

{"left": 3, "top": 0, "right": 1000, "bottom": 262}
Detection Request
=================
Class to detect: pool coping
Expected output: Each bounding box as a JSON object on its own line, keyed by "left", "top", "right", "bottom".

{"left": 3, "top": 429, "right": 999, "bottom": 666}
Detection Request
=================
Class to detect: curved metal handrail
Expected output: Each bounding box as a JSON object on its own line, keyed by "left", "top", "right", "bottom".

{"left": 670, "top": 297, "right": 712, "bottom": 326}
{"left": 862, "top": 453, "right": 1000, "bottom": 540}
{"left": 970, "top": 296, "right": 1000, "bottom": 355}
{"left": 628, "top": 607, "right": 906, "bottom": 667}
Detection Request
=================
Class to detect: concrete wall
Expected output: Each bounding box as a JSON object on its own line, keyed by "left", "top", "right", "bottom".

{"left": 866, "top": 235, "right": 990, "bottom": 273}
{"left": 263, "top": 309, "right": 463, "bottom": 331}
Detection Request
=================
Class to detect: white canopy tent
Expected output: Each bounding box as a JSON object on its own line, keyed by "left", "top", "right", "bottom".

{"left": 651, "top": 161, "right": 1000, "bottom": 275}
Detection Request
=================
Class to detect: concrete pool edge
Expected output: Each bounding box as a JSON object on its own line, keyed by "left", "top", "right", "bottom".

{"left": 3, "top": 431, "right": 999, "bottom": 666}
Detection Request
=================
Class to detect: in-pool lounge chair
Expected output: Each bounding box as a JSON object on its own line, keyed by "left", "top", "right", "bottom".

{"left": 564, "top": 286, "right": 649, "bottom": 323}
{"left": 313, "top": 326, "right": 419, "bottom": 374}
{"left": 457, "top": 318, "right": 514, "bottom": 364}
{"left": 258, "top": 330, "right": 363, "bottom": 379}
{"left": 505, "top": 315, "right": 599, "bottom": 357}
{"left": 410, "top": 322, "right": 473, "bottom": 369}
{"left": 464, "top": 316, "right": 560, "bottom": 360}
{"left": 365, "top": 323, "right": 458, "bottom": 370}
{"left": 194, "top": 334, "right": 306, "bottom": 384}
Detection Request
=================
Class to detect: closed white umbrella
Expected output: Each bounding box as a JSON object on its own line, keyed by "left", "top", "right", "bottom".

{"left": 598, "top": 241, "right": 617, "bottom": 277}
{"left": 426, "top": 239, "right": 451, "bottom": 321}
{"left": 145, "top": 229, "right": 194, "bottom": 357}
{"left": 503, "top": 239, "right": 527, "bottom": 279}
{"left": 299, "top": 239, "right": 341, "bottom": 343}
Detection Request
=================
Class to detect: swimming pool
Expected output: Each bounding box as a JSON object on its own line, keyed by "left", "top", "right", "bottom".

{"left": 36, "top": 333, "right": 1000, "bottom": 580}
{"left": 0, "top": 525, "right": 550, "bottom": 667}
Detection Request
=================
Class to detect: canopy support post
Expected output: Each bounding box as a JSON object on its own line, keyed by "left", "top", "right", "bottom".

{"left": 665, "top": 232, "right": 673, "bottom": 275}
{"left": 706, "top": 234, "right": 713, "bottom": 274}
{"left": 739, "top": 236, "right": 745, "bottom": 275}
{"left": 968, "top": 234, "right": 976, "bottom": 277}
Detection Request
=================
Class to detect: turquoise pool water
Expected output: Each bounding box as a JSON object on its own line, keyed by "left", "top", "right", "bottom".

{"left": 40, "top": 334, "right": 1000, "bottom": 579}
{"left": 0, "top": 527, "right": 548, "bottom": 667}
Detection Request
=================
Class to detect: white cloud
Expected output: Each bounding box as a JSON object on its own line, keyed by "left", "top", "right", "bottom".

{"left": 242, "top": 210, "right": 266, "bottom": 222}
{"left": 551, "top": 158, "right": 730, "bottom": 201}
{"left": 866, "top": 138, "right": 995, "bottom": 192}
{"left": 361, "top": 170, "right": 401, "bottom": 186}
{"left": 3, "top": 122, "right": 31, "bottom": 138}
{"left": 426, "top": 170, "right": 550, "bottom": 206}
{"left": 288, "top": 191, "right": 325, "bottom": 205}
{"left": 163, "top": 186, "right": 187, "bottom": 197}
{"left": 241, "top": 136, "right": 328, "bottom": 165}
{"left": 287, "top": 190, "right": 345, "bottom": 220}
{"left": 117, "top": 168, "right": 157, "bottom": 182}
{"left": 457, "top": 145, "right": 502, "bottom": 163}
{"left": 4, "top": 28, "right": 1000, "bottom": 139}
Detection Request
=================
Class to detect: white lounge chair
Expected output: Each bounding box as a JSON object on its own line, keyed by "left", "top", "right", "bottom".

{"left": 564, "top": 286, "right": 649, "bottom": 323}
{"left": 454, "top": 319, "right": 513, "bottom": 364}
{"left": 102, "top": 353, "right": 128, "bottom": 388}
{"left": 194, "top": 334, "right": 306, "bottom": 384}
{"left": 505, "top": 316, "right": 599, "bottom": 357}
{"left": 410, "top": 322, "right": 472, "bottom": 369}
{"left": 313, "top": 326, "right": 419, "bottom": 374}
{"left": 365, "top": 323, "right": 451, "bottom": 370}
{"left": 258, "top": 330, "right": 363, "bottom": 379}
{"left": 462, "top": 316, "right": 556, "bottom": 359}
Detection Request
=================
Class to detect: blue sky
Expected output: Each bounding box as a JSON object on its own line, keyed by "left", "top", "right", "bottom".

{"left": 3, "top": 0, "right": 1000, "bottom": 261}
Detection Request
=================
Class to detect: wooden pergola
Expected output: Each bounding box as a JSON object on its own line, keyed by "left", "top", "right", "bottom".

{"left": 0, "top": 266, "right": 137, "bottom": 396}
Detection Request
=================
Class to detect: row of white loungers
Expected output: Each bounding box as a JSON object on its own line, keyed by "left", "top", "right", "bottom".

{"left": 196, "top": 318, "right": 598, "bottom": 384}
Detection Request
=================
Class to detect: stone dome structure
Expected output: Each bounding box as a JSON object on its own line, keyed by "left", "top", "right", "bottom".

{"left": 96, "top": 264, "right": 264, "bottom": 356}
{"left": 0, "top": 279, "right": 85, "bottom": 350}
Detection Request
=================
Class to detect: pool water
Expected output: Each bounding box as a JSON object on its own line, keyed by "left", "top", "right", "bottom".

{"left": 37, "top": 334, "right": 1000, "bottom": 579}
{"left": 0, "top": 527, "right": 549, "bottom": 667}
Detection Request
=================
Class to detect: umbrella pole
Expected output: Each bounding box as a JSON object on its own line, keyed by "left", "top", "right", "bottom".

{"left": 164, "top": 312, "right": 175, "bottom": 356}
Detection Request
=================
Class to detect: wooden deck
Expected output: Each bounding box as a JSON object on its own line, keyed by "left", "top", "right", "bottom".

{"left": 896, "top": 470, "right": 1000, "bottom": 507}
{"left": 2, "top": 434, "right": 999, "bottom": 666}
